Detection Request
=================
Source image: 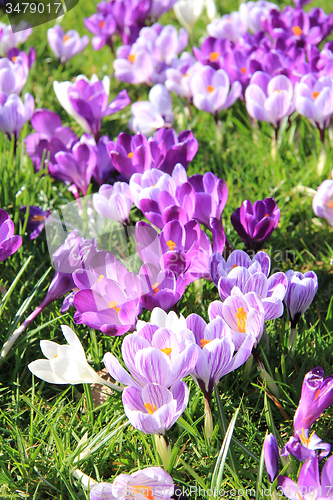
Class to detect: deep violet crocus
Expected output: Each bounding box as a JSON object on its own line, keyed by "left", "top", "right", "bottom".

{"left": 0, "top": 209, "right": 22, "bottom": 262}
{"left": 231, "top": 197, "right": 280, "bottom": 251}
{"left": 0, "top": 230, "right": 98, "bottom": 359}
{"left": 263, "top": 433, "right": 279, "bottom": 483}
{"left": 53, "top": 74, "right": 130, "bottom": 140}
{"left": 20, "top": 206, "right": 51, "bottom": 240}
{"left": 89, "top": 467, "right": 174, "bottom": 500}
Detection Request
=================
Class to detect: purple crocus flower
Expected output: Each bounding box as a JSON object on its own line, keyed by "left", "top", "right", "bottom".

{"left": 293, "top": 367, "right": 333, "bottom": 435}
{"left": 0, "top": 56, "right": 29, "bottom": 94}
{"left": 89, "top": 467, "right": 174, "bottom": 500}
{"left": 230, "top": 197, "right": 280, "bottom": 251}
{"left": 193, "top": 38, "right": 231, "bottom": 70}
{"left": 24, "top": 108, "right": 78, "bottom": 173}
{"left": 295, "top": 74, "right": 333, "bottom": 142}
{"left": 207, "top": 12, "right": 248, "bottom": 43}
{"left": 281, "top": 429, "right": 331, "bottom": 463}
{"left": 186, "top": 314, "right": 254, "bottom": 400}
{"left": 93, "top": 183, "right": 133, "bottom": 225}
{"left": 165, "top": 53, "right": 198, "bottom": 100}
{"left": 47, "top": 26, "right": 89, "bottom": 64}
{"left": 0, "top": 92, "right": 34, "bottom": 139}
{"left": 278, "top": 455, "right": 333, "bottom": 500}
{"left": 210, "top": 249, "right": 272, "bottom": 285}
{"left": 122, "top": 381, "right": 189, "bottom": 434}
{"left": 92, "top": 135, "right": 117, "bottom": 185}
{"left": 50, "top": 135, "right": 97, "bottom": 198}
{"left": 0, "top": 22, "right": 32, "bottom": 56}
{"left": 73, "top": 251, "right": 142, "bottom": 336}
{"left": 103, "top": 321, "right": 198, "bottom": 388}
{"left": 284, "top": 270, "right": 318, "bottom": 329}
{"left": 84, "top": 13, "right": 116, "bottom": 51}
{"left": 0, "top": 209, "right": 22, "bottom": 262}
{"left": 188, "top": 172, "right": 228, "bottom": 228}
{"left": 53, "top": 75, "right": 130, "bottom": 140}
{"left": 129, "top": 84, "right": 174, "bottom": 135}
{"left": 114, "top": 44, "right": 154, "bottom": 85}
{"left": 151, "top": 127, "right": 198, "bottom": 174}
{"left": 239, "top": 1, "right": 279, "bottom": 34}
{"left": 20, "top": 206, "right": 51, "bottom": 240}
{"left": 313, "top": 180, "right": 333, "bottom": 226}
{"left": 107, "top": 131, "right": 152, "bottom": 179}
{"left": 6, "top": 47, "right": 36, "bottom": 70}
{"left": 264, "top": 434, "right": 279, "bottom": 483}
{"left": 245, "top": 72, "right": 294, "bottom": 132}
{"left": 191, "top": 65, "right": 242, "bottom": 117}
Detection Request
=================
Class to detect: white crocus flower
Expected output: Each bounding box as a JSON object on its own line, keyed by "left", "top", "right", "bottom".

{"left": 28, "top": 325, "right": 122, "bottom": 391}
{"left": 174, "top": 0, "right": 205, "bottom": 33}
{"left": 136, "top": 307, "right": 188, "bottom": 335}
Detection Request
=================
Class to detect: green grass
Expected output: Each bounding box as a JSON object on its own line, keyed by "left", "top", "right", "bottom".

{"left": 1, "top": 0, "right": 333, "bottom": 498}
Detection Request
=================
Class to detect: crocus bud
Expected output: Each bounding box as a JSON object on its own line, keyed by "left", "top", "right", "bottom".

{"left": 264, "top": 434, "right": 279, "bottom": 482}
{"left": 284, "top": 270, "right": 318, "bottom": 329}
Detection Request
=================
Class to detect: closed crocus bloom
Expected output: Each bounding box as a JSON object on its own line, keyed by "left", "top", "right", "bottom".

{"left": 122, "top": 381, "right": 189, "bottom": 434}
{"left": 188, "top": 171, "right": 228, "bottom": 228}
{"left": 0, "top": 92, "right": 34, "bottom": 139}
{"left": 295, "top": 74, "right": 333, "bottom": 141}
{"left": 231, "top": 197, "right": 280, "bottom": 251}
{"left": 150, "top": 127, "right": 199, "bottom": 174}
{"left": 129, "top": 84, "right": 174, "bottom": 135}
{"left": 90, "top": 467, "right": 174, "bottom": 500}
{"left": 0, "top": 56, "right": 29, "bottom": 94}
{"left": 191, "top": 66, "right": 242, "bottom": 116}
{"left": 245, "top": 72, "right": 294, "bottom": 130}
{"left": 207, "top": 12, "right": 247, "bottom": 43}
{"left": 53, "top": 74, "right": 130, "bottom": 140}
{"left": 47, "top": 26, "right": 89, "bottom": 64}
{"left": 107, "top": 132, "right": 152, "bottom": 180}
{"left": 0, "top": 209, "right": 22, "bottom": 262}
{"left": 293, "top": 367, "right": 333, "bottom": 435}
{"left": 93, "top": 183, "right": 133, "bottom": 225}
{"left": 174, "top": 0, "right": 205, "bottom": 33}
{"left": 264, "top": 434, "right": 279, "bottom": 483}
{"left": 28, "top": 325, "right": 121, "bottom": 390}
{"left": 284, "top": 270, "right": 318, "bottom": 329}
{"left": 313, "top": 180, "right": 333, "bottom": 226}
{"left": 84, "top": 13, "right": 116, "bottom": 51}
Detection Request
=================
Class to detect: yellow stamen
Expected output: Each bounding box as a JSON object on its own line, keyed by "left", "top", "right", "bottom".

{"left": 200, "top": 339, "right": 211, "bottom": 348}
{"left": 209, "top": 51, "right": 220, "bottom": 62}
{"left": 161, "top": 347, "right": 172, "bottom": 356}
{"left": 235, "top": 307, "right": 247, "bottom": 333}
{"left": 144, "top": 402, "right": 157, "bottom": 414}
{"left": 54, "top": 354, "right": 58, "bottom": 358}
{"left": 312, "top": 91, "right": 320, "bottom": 99}
{"left": 292, "top": 26, "right": 303, "bottom": 36}
{"left": 166, "top": 240, "right": 176, "bottom": 251}
{"left": 128, "top": 152, "right": 134, "bottom": 159}
{"left": 109, "top": 300, "right": 120, "bottom": 313}
{"left": 152, "top": 282, "right": 159, "bottom": 295}
{"left": 98, "top": 274, "right": 104, "bottom": 282}
{"left": 299, "top": 427, "right": 316, "bottom": 447}
{"left": 63, "top": 35, "right": 70, "bottom": 42}
{"left": 240, "top": 67, "right": 246, "bottom": 74}
{"left": 206, "top": 85, "right": 215, "bottom": 93}
{"left": 128, "top": 54, "right": 136, "bottom": 63}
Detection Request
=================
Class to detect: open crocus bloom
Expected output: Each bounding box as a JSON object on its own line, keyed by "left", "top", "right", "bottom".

{"left": 281, "top": 428, "right": 331, "bottom": 462}
{"left": 122, "top": 381, "right": 189, "bottom": 434}
{"left": 47, "top": 25, "right": 89, "bottom": 64}
{"left": 0, "top": 209, "right": 22, "bottom": 262}
{"left": 313, "top": 179, "right": 333, "bottom": 226}
{"left": 28, "top": 325, "right": 121, "bottom": 391}
{"left": 89, "top": 467, "right": 174, "bottom": 500}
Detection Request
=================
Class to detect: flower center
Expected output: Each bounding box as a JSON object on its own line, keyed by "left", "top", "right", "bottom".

{"left": 31, "top": 214, "right": 45, "bottom": 221}
{"left": 152, "top": 282, "right": 159, "bottom": 295}
{"left": 132, "top": 486, "right": 154, "bottom": 500}
{"left": 264, "top": 213, "right": 269, "bottom": 217}
{"left": 128, "top": 152, "right": 134, "bottom": 159}
{"left": 161, "top": 347, "right": 172, "bottom": 356}
{"left": 200, "top": 339, "right": 211, "bottom": 348}
{"left": 128, "top": 54, "right": 136, "bottom": 63}
{"left": 98, "top": 274, "right": 104, "bottom": 282}
{"left": 292, "top": 26, "right": 303, "bottom": 36}
{"left": 99, "top": 20, "right": 106, "bottom": 28}
{"left": 166, "top": 240, "right": 176, "bottom": 251}
{"left": 144, "top": 402, "right": 157, "bottom": 414}
{"left": 235, "top": 307, "right": 247, "bottom": 333}
{"left": 240, "top": 67, "right": 246, "bottom": 74}
{"left": 109, "top": 300, "right": 120, "bottom": 313}
{"left": 206, "top": 85, "right": 215, "bottom": 93}
{"left": 183, "top": 72, "right": 189, "bottom": 78}
{"left": 299, "top": 428, "right": 315, "bottom": 448}
{"left": 232, "top": 264, "right": 237, "bottom": 269}
{"left": 312, "top": 91, "right": 320, "bottom": 99}
{"left": 12, "top": 56, "right": 17, "bottom": 62}
{"left": 327, "top": 200, "right": 333, "bottom": 209}
{"left": 209, "top": 51, "right": 220, "bottom": 62}
{"left": 63, "top": 35, "right": 70, "bottom": 42}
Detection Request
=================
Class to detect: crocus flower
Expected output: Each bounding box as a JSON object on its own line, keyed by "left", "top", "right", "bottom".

{"left": 295, "top": 74, "right": 333, "bottom": 142}
{"left": 0, "top": 209, "right": 22, "bottom": 262}
{"left": 129, "top": 84, "right": 174, "bottom": 135}
{"left": 93, "top": 183, "right": 133, "bottom": 225}
{"left": 165, "top": 57, "right": 201, "bottom": 101}
{"left": 188, "top": 172, "right": 228, "bottom": 228}
{"left": 0, "top": 92, "right": 34, "bottom": 139}
{"left": 84, "top": 13, "right": 116, "bottom": 51}
{"left": 20, "top": 206, "right": 51, "bottom": 240}
{"left": 0, "top": 22, "right": 32, "bottom": 56}
{"left": 207, "top": 12, "right": 247, "bottom": 43}
{"left": 245, "top": 72, "right": 294, "bottom": 132}
{"left": 293, "top": 367, "right": 333, "bottom": 435}
{"left": 92, "top": 135, "right": 117, "bottom": 185}
{"left": 173, "top": 0, "right": 205, "bottom": 33}
{"left": 230, "top": 197, "right": 280, "bottom": 251}
{"left": 313, "top": 180, "right": 333, "bottom": 226}
{"left": 107, "top": 131, "right": 152, "bottom": 179}
{"left": 148, "top": 0, "right": 178, "bottom": 20}
{"left": 281, "top": 429, "right": 331, "bottom": 462}
{"left": 239, "top": 1, "right": 279, "bottom": 34}
{"left": 284, "top": 270, "right": 318, "bottom": 329}
{"left": 24, "top": 108, "right": 79, "bottom": 172}
{"left": 6, "top": 47, "right": 36, "bottom": 70}
{"left": 53, "top": 74, "right": 130, "bottom": 140}
{"left": 73, "top": 251, "right": 142, "bottom": 336}
{"left": 264, "top": 434, "right": 279, "bottom": 483}
{"left": 190, "top": 66, "right": 242, "bottom": 117}
{"left": 0, "top": 56, "right": 29, "bottom": 94}
{"left": 122, "top": 381, "right": 189, "bottom": 434}
{"left": 89, "top": 467, "right": 174, "bottom": 500}
{"left": 47, "top": 25, "right": 89, "bottom": 64}
{"left": 28, "top": 325, "right": 121, "bottom": 390}
{"left": 210, "top": 249, "right": 272, "bottom": 286}
{"left": 151, "top": 127, "right": 198, "bottom": 174}
{"left": 278, "top": 455, "right": 333, "bottom": 500}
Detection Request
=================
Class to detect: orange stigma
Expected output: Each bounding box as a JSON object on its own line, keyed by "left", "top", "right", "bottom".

{"left": 166, "top": 240, "right": 176, "bottom": 251}
{"left": 292, "top": 26, "right": 303, "bottom": 36}
{"left": 152, "top": 282, "right": 159, "bottom": 295}
{"left": 236, "top": 307, "right": 247, "bottom": 333}
{"left": 240, "top": 67, "right": 247, "bottom": 74}
{"left": 128, "top": 152, "right": 134, "bottom": 158}
{"left": 31, "top": 214, "right": 45, "bottom": 221}
{"left": 144, "top": 402, "right": 157, "bottom": 414}
{"left": 200, "top": 339, "right": 211, "bottom": 348}
{"left": 209, "top": 51, "right": 220, "bottom": 62}
{"left": 312, "top": 91, "right": 320, "bottom": 99}
{"left": 128, "top": 54, "right": 136, "bottom": 63}
{"left": 99, "top": 20, "right": 106, "bottom": 28}
{"left": 161, "top": 347, "right": 172, "bottom": 356}
{"left": 63, "top": 35, "right": 70, "bottom": 42}
{"left": 327, "top": 200, "right": 333, "bottom": 209}
{"left": 206, "top": 85, "right": 215, "bottom": 93}
{"left": 109, "top": 300, "right": 120, "bottom": 313}
{"left": 12, "top": 56, "right": 17, "bottom": 62}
